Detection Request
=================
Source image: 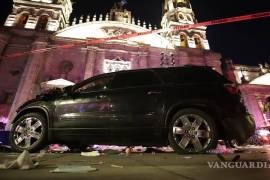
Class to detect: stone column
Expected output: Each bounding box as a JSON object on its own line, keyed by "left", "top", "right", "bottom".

{"left": 130, "top": 53, "right": 138, "bottom": 69}
{"left": 139, "top": 53, "right": 148, "bottom": 69}
{"left": 240, "top": 86, "right": 265, "bottom": 128}
{"left": 84, "top": 47, "right": 97, "bottom": 79}
{"left": 204, "top": 52, "right": 222, "bottom": 74}
{"left": 94, "top": 50, "right": 105, "bottom": 76}
{"left": 6, "top": 40, "right": 48, "bottom": 130}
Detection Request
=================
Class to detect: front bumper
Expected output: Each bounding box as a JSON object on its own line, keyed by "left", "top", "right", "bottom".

{"left": 223, "top": 114, "right": 256, "bottom": 144}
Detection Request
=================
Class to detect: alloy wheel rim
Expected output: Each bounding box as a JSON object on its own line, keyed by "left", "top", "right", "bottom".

{"left": 13, "top": 117, "right": 43, "bottom": 149}
{"left": 173, "top": 114, "right": 212, "bottom": 153}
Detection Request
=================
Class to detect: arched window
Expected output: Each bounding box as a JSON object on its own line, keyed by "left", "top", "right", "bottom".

{"left": 186, "top": 14, "right": 192, "bottom": 21}
{"left": 36, "top": 15, "right": 49, "bottom": 31}
{"left": 16, "top": 13, "right": 29, "bottom": 28}
{"left": 180, "top": 34, "right": 188, "bottom": 47}
{"left": 194, "top": 35, "right": 203, "bottom": 49}
{"left": 178, "top": 13, "right": 185, "bottom": 20}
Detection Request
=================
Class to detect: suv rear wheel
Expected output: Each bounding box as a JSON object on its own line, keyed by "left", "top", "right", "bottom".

{"left": 10, "top": 112, "right": 47, "bottom": 152}
{"left": 168, "top": 108, "right": 218, "bottom": 154}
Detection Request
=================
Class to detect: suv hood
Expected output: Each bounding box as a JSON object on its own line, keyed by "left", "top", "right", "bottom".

{"left": 17, "top": 88, "right": 67, "bottom": 112}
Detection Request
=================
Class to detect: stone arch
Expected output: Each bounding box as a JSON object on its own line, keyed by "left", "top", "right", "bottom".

{"left": 186, "top": 14, "right": 193, "bottom": 21}
{"left": 36, "top": 10, "right": 57, "bottom": 19}
{"left": 180, "top": 33, "right": 188, "bottom": 47}
{"left": 178, "top": 12, "right": 185, "bottom": 21}
{"left": 36, "top": 15, "right": 49, "bottom": 30}
{"left": 15, "top": 13, "right": 29, "bottom": 27}
{"left": 16, "top": 8, "right": 35, "bottom": 15}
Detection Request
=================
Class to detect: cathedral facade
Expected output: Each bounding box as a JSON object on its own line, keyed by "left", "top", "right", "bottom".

{"left": 0, "top": 0, "right": 268, "bottom": 131}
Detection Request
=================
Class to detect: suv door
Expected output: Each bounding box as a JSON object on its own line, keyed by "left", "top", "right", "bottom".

{"left": 53, "top": 75, "right": 114, "bottom": 143}
{"left": 109, "top": 70, "right": 166, "bottom": 144}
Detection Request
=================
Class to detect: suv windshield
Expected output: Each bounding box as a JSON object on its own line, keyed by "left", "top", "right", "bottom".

{"left": 75, "top": 75, "right": 114, "bottom": 93}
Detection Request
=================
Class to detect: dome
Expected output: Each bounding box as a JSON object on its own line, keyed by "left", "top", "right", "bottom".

{"left": 54, "top": 21, "right": 173, "bottom": 49}
{"left": 250, "top": 73, "right": 270, "bottom": 86}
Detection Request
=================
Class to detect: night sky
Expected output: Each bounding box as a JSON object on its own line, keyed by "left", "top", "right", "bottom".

{"left": 0, "top": 0, "right": 269, "bottom": 66}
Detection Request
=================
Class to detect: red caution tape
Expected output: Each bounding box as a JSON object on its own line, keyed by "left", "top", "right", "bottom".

{"left": 1, "top": 11, "right": 270, "bottom": 59}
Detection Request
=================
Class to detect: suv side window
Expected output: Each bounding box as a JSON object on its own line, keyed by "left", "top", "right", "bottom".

{"left": 159, "top": 68, "right": 223, "bottom": 84}
{"left": 75, "top": 76, "right": 113, "bottom": 93}
{"left": 111, "top": 71, "right": 161, "bottom": 89}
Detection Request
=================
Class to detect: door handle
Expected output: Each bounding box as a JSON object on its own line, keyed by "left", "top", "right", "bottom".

{"left": 147, "top": 91, "right": 163, "bottom": 95}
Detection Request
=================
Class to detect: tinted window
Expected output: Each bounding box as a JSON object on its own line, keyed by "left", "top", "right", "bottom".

{"left": 159, "top": 68, "right": 225, "bottom": 84}
{"left": 111, "top": 71, "right": 160, "bottom": 89}
{"left": 75, "top": 76, "right": 113, "bottom": 93}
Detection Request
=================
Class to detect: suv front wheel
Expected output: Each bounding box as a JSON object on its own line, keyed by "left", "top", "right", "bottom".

{"left": 10, "top": 112, "right": 47, "bottom": 152}
{"left": 168, "top": 108, "right": 218, "bottom": 154}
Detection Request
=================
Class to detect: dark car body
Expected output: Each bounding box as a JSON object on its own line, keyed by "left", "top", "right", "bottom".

{"left": 11, "top": 66, "right": 255, "bottom": 151}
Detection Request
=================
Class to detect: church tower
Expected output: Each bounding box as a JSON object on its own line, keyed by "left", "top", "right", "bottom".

{"left": 161, "top": 0, "right": 210, "bottom": 49}
{"left": 109, "top": 1, "right": 132, "bottom": 23}
{"left": 4, "top": 0, "right": 72, "bottom": 31}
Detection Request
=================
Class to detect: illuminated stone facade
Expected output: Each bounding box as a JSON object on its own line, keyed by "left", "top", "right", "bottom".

{"left": 1, "top": 0, "right": 253, "bottom": 130}
{"left": 162, "top": 0, "right": 210, "bottom": 49}
{"left": 4, "top": 0, "right": 72, "bottom": 31}
{"left": 223, "top": 59, "right": 270, "bottom": 128}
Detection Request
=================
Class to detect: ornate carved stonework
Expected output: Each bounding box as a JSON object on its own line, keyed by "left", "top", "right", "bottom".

{"left": 101, "top": 27, "right": 135, "bottom": 37}
{"left": 103, "top": 58, "right": 131, "bottom": 73}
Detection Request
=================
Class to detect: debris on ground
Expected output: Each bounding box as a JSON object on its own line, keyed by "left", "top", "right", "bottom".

{"left": 159, "top": 146, "right": 174, "bottom": 153}
{"left": 208, "top": 144, "right": 235, "bottom": 154}
{"left": 48, "top": 144, "right": 70, "bottom": 153}
{"left": 0, "top": 150, "right": 39, "bottom": 170}
{"left": 144, "top": 147, "right": 163, "bottom": 153}
{"left": 129, "top": 146, "right": 147, "bottom": 153}
{"left": 50, "top": 165, "right": 97, "bottom": 173}
{"left": 81, "top": 151, "right": 100, "bottom": 157}
{"left": 90, "top": 161, "right": 104, "bottom": 165}
{"left": 91, "top": 145, "right": 127, "bottom": 152}
{"left": 90, "top": 145, "right": 173, "bottom": 154}
{"left": 110, "top": 164, "right": 124, "bottom": 168}
{"left": 125, "top": 147, "right": 131, "bottom": 156}
{"left": 183, "top": 156, "right": 192, "bottom": 159}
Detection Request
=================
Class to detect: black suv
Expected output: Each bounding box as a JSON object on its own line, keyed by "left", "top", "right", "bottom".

{"left": 9, "top": 66, "right": 255, "bottom": 154}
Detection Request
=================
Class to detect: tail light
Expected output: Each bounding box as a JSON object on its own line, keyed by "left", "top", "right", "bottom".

{"left": 224, "top": 83, "right": 239, "bottom": 95}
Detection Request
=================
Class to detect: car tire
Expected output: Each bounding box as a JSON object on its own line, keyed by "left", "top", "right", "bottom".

{"left": 168, "top": 108, "right": 218, "bottom": 154}
{"left": 10, "top": 113, "right": 47, "bottom": 152}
